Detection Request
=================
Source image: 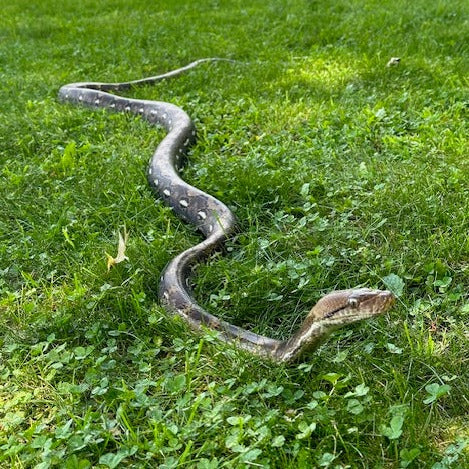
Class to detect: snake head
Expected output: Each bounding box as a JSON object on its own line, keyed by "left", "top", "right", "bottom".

{"left": 310, "top": 288, "right": 395, "bottom": 326}
{"left": 277, "top": 288, "right": 395, "bottom": 362}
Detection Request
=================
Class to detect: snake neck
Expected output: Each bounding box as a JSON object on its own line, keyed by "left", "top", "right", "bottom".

{"left": 274, "top": 324, "right": 329, "bottom": 362}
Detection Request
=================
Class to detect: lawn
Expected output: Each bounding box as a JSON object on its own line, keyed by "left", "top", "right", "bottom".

{"left": 0, "top": 0, "right": 468, "bottom": 467}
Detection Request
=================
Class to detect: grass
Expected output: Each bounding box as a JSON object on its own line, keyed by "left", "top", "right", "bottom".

{"left": 0, "top": 0, "right": 468, "bottom": 467}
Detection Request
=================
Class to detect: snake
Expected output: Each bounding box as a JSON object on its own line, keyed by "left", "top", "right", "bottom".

{"left": 59, "top": 58, "right": 395, "bottom": 362}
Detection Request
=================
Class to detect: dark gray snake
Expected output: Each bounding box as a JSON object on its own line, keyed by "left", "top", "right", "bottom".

{"left": 59, "top": 59, "right": 395, "bottom": 362}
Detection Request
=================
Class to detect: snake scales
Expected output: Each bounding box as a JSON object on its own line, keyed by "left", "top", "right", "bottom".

{"left": 59, "top": 58, "right": 395, "bottom": 362}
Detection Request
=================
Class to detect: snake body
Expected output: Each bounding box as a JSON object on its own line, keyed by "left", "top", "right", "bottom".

{"left": 59, "top": 59, "right": 395, "bottom": 362}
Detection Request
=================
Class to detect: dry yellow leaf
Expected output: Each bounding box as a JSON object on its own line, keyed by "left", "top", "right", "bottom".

{"left": 106, "top": 228, "right": 129, "bottom": 270}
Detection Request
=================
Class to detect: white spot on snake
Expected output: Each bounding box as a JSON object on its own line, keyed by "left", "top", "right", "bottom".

{"left": 150, "top": 110, "right": 157, "bottom": 115}
{"left": 139, "top": 107, "right": 144, "bottom": 114}
{"left": 94, "top": 99, "right": 100, "bottom": 105}
{"left": 163, "top": 189, "right": 171, "bottom": 197}
{"left": 78, "top": 95, "right": 83, "bottom": 101}
{"left": 191, "top": 130, "right": 196, "bottom": 136}
{"left": 168, "top": 119, "right": 172, "bottom": 125}
{"left": 179, "top": 148, "right": 184, "bottom": 154}
{"left": 163, "top": 113, "right": 167, "bottom": 120}
{"left": 208, "top": 224, "right": 213, "bottom": 232}
{"left": 110, "top": 102, "right": 116, "bottom": 109}
{"left": 197, "top": 211, "right": 207, "bottom": 220}
{"left": 153, "top": 178, "right": 159, "bottom": 187}
{"left": 65, "top": 94, "right": 69, "bottom": 99}
{"left": 163, "top": 291, "right": 169, "bottom": 300}
{"left": 177, "top": 308, "right": 188, "bottom": 318}
{"left": 148, "top": 167, "right": 152, "bottom": 175}
{"left": 183, "top": 138, "right": 190, "bottom": 146}
{"left": 125, "top": 106, "right": 130, "bottom": 111}
{"left": 179, "top": 199, "right": 188, "bottom": 207}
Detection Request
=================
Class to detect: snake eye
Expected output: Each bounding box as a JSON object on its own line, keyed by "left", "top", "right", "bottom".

{"left": 348, "top": 298, "right": 359, "bottom": 308}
